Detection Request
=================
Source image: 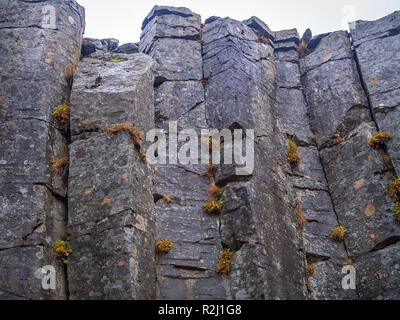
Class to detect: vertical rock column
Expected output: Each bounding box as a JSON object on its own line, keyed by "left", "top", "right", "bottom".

{"left": 350, "top": 11, "right": 400, "bottom": 299}
{"left": 0, "top": 0, "right": 84, "bottom": 299}
{"left": 67, "top": 53, "right": 156, "bottom": 299}
{"left": 140, "top": 6, "right": 228, "bottom": 299}
{"left": 301, "top": 30, "right": 400, "bottom": 299}
{"left": 203, "top": 17, "right": 306, "bottom": 299}
{"left": 273, "top": 28, "right": 355, "bottom": 300}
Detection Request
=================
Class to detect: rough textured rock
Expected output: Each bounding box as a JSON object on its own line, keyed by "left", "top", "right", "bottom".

{"left": 1, "top": 3, "right": 400, "bottom": 301}
{"left": 0, "top": 0, "right": 84, "bottom": 300}
{"left": 68, "top": 53, "right": 156, "bottom": 299}
{"left": 205, "top": 17, "right": 307, "bottom": 300}
{"left": 351, "top": 12, "right": 400, "bottom": 174}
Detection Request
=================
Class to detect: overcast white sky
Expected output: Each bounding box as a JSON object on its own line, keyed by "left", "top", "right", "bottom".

{"left": 78, "top": 0, "right": 399, "bottom": 45}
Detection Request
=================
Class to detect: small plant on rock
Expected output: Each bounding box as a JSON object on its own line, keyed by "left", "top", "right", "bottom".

{"left": 389, "top": 178, "right": 400, "bottom": 199}
{"left": 307, "top": 264, "right": 315, "bottom": 277}
{"left": 369, "top": 131, "right": 393, "bottom": 149}
{"left": 201, "top": 164, "right": 218, "bottom": 182}
{"left": 51, "top": 103, "right": 70, "bottom": 132}
{"left": 394, "top": 202, "right": 400, "bottom": 223}
{"left": 156, "top": 238, "right": 173, "bottom": 254}
{"left": 53, "top": 240, "right": 72, "bottom": 264}
{"left": 288, "top": 139, "right": 301, "bottom": 171}
{"left": 51, "top": 156, "right": 69, "bottom": 178}
{"left": 217, "top": 249, "right": 235, "bottom": 275}
{"left": 203, "top": 200, "right": 223, "bottom": 214}
{"left": 104, "top": 123, "right": 146, "bottom": 162}
{"left": 163, "top": 195, "right": 173, "bottom": 204}
{"left": 332, "top": 225, "right": 347, "bottom": 241}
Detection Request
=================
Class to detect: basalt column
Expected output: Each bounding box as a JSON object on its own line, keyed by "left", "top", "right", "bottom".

{"left": 350, "top": 11, "right": 400, "bottom": 300}
{"left": 300, "top": 30, "right": 400, "bottom": 300}
{"left": 203, "top": 17, "right": 307, "bottom": 300}
{"left": 140, "top": 6, "right": 227, "bottom": 299}
{"left": 67, "top": 54, "right": 156, "bottom": 299}
{"left": 270, "top": 26, "right": 354, "bottom": 299}
{"left": 0, "top": 0, "right": 84, "bottom": 299}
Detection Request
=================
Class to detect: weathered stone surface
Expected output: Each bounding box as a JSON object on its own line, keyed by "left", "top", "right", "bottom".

{"left": 70, "top": 54, "right": 155, "bottom": 138}
{"left": 301, "top": 32, "right": 369, "bottom": 147}
{"left": 243, "top": 16, "right": 275, "bottom": 42}
{"left": 205, "top": 17, "right": 307, "bottom": 300}
{"left": 0, "top": 0, "right": 84, "bottom": 300}
{"left": 274, "top": 29, "right": 300, "bottom": 43}
{"left": 352, "top": 14, "right": 400, "bottom": 174}
{"left": 114, "top": 43, "right": 139, "bottom": 54}
{"left": 81, "top": 38, "right": 119, "bottom": 57}
{"left": 68, "top": 51, "right": 156, "bottom": 299}
{"left": 350, "top": 11, "right": 400, "bottom": 47}
{"left": 301, "top": 28, "right": 312, "bottom": 45}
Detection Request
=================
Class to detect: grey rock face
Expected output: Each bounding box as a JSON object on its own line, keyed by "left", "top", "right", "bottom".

{"left": 1, "top": 3, "right": 400, "bottom": 301}
{"left": 68, "top": 53, "right": 156, "bottom": 299}
{"left": 206, "top": 17, "right": 307, "bottom": 300}
{"left": 351, "top": 13, "right": 400, "bottom": 174}
{"left": 114, "top": 43, "right": 139, "bottom": 54}
{"left": 0, "top": 0, "right": 84, "bottom": 300}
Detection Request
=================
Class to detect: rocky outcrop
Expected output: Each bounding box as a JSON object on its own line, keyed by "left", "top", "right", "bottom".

{"left": 0, "top": 0, "right": 84, "bottom": 299}
{"left": 0, "top": 2, "right": 399, "bottom": 300}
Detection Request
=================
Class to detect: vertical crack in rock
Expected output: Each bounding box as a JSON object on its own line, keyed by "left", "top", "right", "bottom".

{"left": 0, "top": 0, "right": 84, "bottom": 300}
{"left": 300, "top": 25, "right": 400, "bottom": 300}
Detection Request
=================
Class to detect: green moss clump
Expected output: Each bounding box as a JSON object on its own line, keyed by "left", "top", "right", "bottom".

{"left": 369, "top": 131, "right": 393, "bottom": 149}
{"left": 389, "top": 178, "right": 400, "bottom": 199}
{"left": 109, "top": 58, "right": 127, "bottom": 63}
{"left": 51, "top": 103, "right": 70, "bottom": 132}
{"left": 332, "top": 225, "right": 347, "bottom": 241}
{"left": 156, "top": 238, "right": 173, "bottom": 254}
{"left": 217, "top": 249, "right": 235, "bottom": 275}
{"left": 203, "top": 200, "right": 223, "bottom": 214}
{"left": 288, "top": 139, "right": 301, "bottom": 171}
{"left": 54, "top": 240, "right": 72, "bottom": 264}
{"left": 393, "top": 202, "right": 400, "bottom": 223}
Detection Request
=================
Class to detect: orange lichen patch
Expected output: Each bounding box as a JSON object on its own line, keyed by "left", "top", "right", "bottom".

{"left": 41, "top": 94, "right": 47, "bottom": 102}
{"left": 121, "top": 174, "right": 128, "bottom": 181}
{"left": 368, "top": 154, "right": 373, "bottom": 161}
{"left": 84, "top": 189, "right": 91, "bottom": 196}
{"left": 369, "top": 76, "right": 378, "bottom": 84}
{"left": 332, "top": 225, "right": 347, "bottom": 241}
{"left": 369, "top": 131, "right": 393, "bottom": 149}
{"left": 101, "top": 198, "right": 111, "bottom": 206}
{"left": 104, "top": 123, "right": 146, "bottom": 162}
{"left": 216, "top": 249, "right": 235, "bottom": 275}
{"left": 156, "top": 238, "right": 173, "bottom": 254}
{"left": 117, "top": 260, "right": 125, "bottom": 267}
{"left": 20, "top": 41, "right": 27, "bottom": 46}
{"left": 47, "top": 37, "right": 56, "bottom": 42}
{"left": 370, "top": 234, "right": 376, "bottom": 239}
{"left": 51, "top": 156, "right": 69, "bottom": 177}
{"left": 322, "top": 52, "right": 332, "bottom": 62}
{"left": 45, "top": 57, "right": 53, "bottom": 63}
{"left": 296, "top": 200, "right": 307, "bottom": 229}
{"left": 354, "top": 179, "right": 365, "bottom": 190}
{"left": 375, "top": 270, "right": 387, "bottom": 278}
{"left": 163, "top": 195, "right": 173, "bottom": 204}
{"left": 364, "top": 204, "right": 376, "bottom": 217}
{"left": 33, "top": 27, "right": 39, "bottom": 32}
{"left": 335, "top": 137, "right": 345, "bottom": 144}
